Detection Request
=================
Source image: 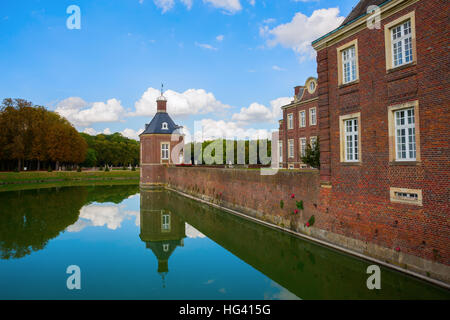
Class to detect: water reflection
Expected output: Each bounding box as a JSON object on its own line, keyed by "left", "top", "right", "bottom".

{"left": 140, "top": 191, "right": 186, "bottom": 287}
{"left": 0, "top": 185, "right": 139, "bottom": 259}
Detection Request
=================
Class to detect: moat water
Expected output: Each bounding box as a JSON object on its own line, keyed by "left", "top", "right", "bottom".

{"left": 0, "top": 185, "right": 448, "bottom": 300}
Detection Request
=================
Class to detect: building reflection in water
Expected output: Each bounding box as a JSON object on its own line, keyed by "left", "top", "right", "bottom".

{"left": 139, "top": 190, "right": 186, "bottom": 288}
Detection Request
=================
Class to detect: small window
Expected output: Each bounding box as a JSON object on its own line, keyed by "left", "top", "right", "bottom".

{"left": 394, "top": 107, "right": 416, "bottom": 161}
{"left": 299, "top": 111, "right": 306, "bottom": 128}
{"left": 161, "top": 143, "right": 169, "bottom": 160}
{"left": 310, "top": 136, "right": 317, "bottom": 148}
{"left": 162, "top": 213, "right": 171, "bottom": 231}
{"left": 163, "top": 243, "right": 170, "bottom": 252}
{"left": 390, "top": 187, "right": 422, "bottom": 206}
{"left": 287, "top": 113, "right": 293, "bottom": 130}
{"left": 344, "top": 118, "right": 359, "bottom": 162}
{"left": 288, "top": 164, "right": 294, "bottom": 170}
{"left": 342, "top": 46, "right": 357, "bottom": 84}
{"left": 278, "top": 140, "right": 283, "bottom": 164}
{"left": 300, "top": 138, "right": 307, "bottom": 157}
{"left": 391, "top": 20, "right": 413, "bottom": 67}
{"left": 288, "top": 139, "right": 294, "bottom": 158}
{"left": 162, "top": 122, "right": 168, "bottom": 130}
{"left": 310, "top": 108, "right": 317, "bottom": 126}
{"left": 309, "top": 81, "right": 316, "bottom": 92}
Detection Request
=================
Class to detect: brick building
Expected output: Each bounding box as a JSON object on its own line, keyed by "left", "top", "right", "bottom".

{"left": 278, "top": 77, "right": 320, "bottom": 169}
{"left": 312, "top": 0, "right": 449, "bottom": 268}
{"left": 140, "top": 93, "right": 184, "bottom": 187}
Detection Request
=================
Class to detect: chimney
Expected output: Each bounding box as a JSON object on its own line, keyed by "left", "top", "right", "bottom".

{"left": 157, "top": 96, "right": 167, "bottom": 113}
{"left": 294, "top": 86, "right": 302, "bottom": 96}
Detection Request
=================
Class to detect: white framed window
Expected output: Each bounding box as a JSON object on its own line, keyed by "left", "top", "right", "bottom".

{"left": 161, "top": 143, "right": 169, "bottom": 160}
{"left": 287, "top": 113, "right": 293, "bottom": 130}
{"left": 162, "top": 213, "right": 170, "bottom": 231}
{"left": 288, "top": 139, "right": 294, "bottom": 158}
{"left": 342, "top": 46, "right": 357, "bottom": 84}
{"left": 391, "top": 20, "right": 413, "bottom": 68}
{"left": 344, "top": 118, "right": 359, "bottom": 162}
{"left": 309, "top": 108, "right": 317, "bottom": 126}
{"left": 278, "top": 140, "right": 283, "bottom": 164}
{"left": 299, "top": 137, "right": 307, "bottom": 157}
{"left": 310, "top": 136, "right": 317, "bottom": 147}
{"left": 299, "top": 110, "right": 306, "bottom": 128}
{"left": 163, "top": 243, "right": 170, "bottom": 252}
{"left": 394, "top": 107, "right": 416, "bottom": 161}
{"left": 161, "top": 122, "right": 168, "bottom": 130}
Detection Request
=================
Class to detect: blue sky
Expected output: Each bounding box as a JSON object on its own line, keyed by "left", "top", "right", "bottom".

{"left": 0, "top": 0, "right": 357, "bottom": 140}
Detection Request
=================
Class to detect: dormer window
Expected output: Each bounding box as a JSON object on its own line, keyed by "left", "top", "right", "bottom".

{"left": 162, "top": 122, "right": 168, "bottom": 130}
{"left": 309, "top": 81, "right": 315, "bottom": 93}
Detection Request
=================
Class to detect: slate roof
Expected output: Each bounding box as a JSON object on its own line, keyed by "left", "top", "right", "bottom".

{"left": 341, "top": 0, "right": 389, "bottom": 26}
{"left": 141, "top": 112, "right": 182, "bottom": 135}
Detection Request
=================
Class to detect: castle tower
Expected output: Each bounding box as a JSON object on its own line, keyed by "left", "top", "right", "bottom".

{"left": 139, "top": 89, "right": 184, "bottom": 188}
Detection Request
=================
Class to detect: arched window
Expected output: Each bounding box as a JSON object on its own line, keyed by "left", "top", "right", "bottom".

{"left": 162, "top": 122, "right": 168, "bottom": 130}
{"left": 309, "top": 81, "right": 316, "bottom": 93}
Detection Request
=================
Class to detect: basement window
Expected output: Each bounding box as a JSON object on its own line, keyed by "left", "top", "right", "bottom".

{"left": 390, "top": 187, "right": 422, "bottom": 206}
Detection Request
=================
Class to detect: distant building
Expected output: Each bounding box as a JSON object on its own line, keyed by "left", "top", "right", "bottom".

{"left": 140, "top": 92, "right": 184, "bottom": 187}
{"left": 277, "top": 77, "right": 319, "bottom": 169}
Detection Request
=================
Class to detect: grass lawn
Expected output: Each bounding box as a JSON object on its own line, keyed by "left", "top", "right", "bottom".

{"left": 0, "top": 170, "right": 140, "bottom": 185}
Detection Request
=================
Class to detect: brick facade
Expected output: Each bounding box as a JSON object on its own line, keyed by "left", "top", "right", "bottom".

{"left": 313, "top": 0, "right": 449, "bottom": 268}
{"left": 278, "top": 77, "right": 320, "bottom": 169}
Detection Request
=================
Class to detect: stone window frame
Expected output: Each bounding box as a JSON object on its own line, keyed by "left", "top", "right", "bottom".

{"left": 161, "top": 122, "right": 169, "bottom": 130}
{"left": 299, "top": 110, "right": 306, "bottom": 128}
{"left": 287, "top": 113, "right": 294, "bottom": 130}
{"left": 309, "top": 107, "right": 317, "bottom": 126}
{"left": 161, "top": 211, "right": 171, "bottom": 232}
{"left": 389, "top": 187, "right": 422, "bottom": 206}
{"left": 336, "top": 39, "right": 359, "bottom": 86}
{"left": 384, "top": 11, "right": 417, "bottom": 71}
{"left": 161, "top": 141, "right": 170, "bottom": 161}
{"left": 288, "top": 139, "right": 294, "bottom": 158}
{"left": 306, "top": 78, "right": 317, "bottom": 94}
{"left": 339, "top": 112, "right": 362, "bottom": 163}
{"left": 388, "top": 100, "right": 421, "bottom": 163}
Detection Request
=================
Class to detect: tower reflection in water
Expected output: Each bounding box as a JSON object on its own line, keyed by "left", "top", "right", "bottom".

{"left": 139, "top": 190, "right": 186, "bottom": 288}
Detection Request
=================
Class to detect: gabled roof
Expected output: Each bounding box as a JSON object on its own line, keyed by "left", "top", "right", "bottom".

{"left": 140, "top": 112, "right": 182, "bottom": 135}
{"left": 341, "top": 0, "right": 388, "bottom": 26}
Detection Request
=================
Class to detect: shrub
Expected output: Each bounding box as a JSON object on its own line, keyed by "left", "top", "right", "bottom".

{"left": 307, "top": 215, "right": 315, "bottom": 227}
{"left": 105, "top": 166, "right": 110, "bottom": 172}
{"left": 296, "top": 200, "right": 304, "bottom": 210}
{"left": 132, "top": 166, "right": 136, "bottom": 171}
{"left": 280, "top": 200, "right": 284, "bottom": 209}
{"left": 301, "top": 138, "right": 320, "bottom": 169}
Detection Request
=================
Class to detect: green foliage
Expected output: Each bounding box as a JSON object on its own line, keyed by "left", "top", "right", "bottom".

{"left": 296, "top": 200, "right": 304, "bottom": 210}
{"left": 105, "top": 166, "right": 110, "bottom": 172}
{"left": 0, "top": 98, "right": 87, "bottom": 171}
{"left": 185, "top": 139, "right": 272, "bottom": 165}
{"left": 308, "top": 215, "right": 315, "bottom": 227}
{"left": 301, "top": 138, "right": 320, "bottom": 169}
{"left": 131, "top": 166, "right": 136, "bottom": 171}
{"left": 280, "top": 200, "right": 284, "bottom": 209}
{"left": 80, "top": 132, "right": 139, "bottom": 168}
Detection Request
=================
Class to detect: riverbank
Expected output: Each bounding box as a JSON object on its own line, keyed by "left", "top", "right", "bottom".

{"left": 0, "top": 171, "right": 140, "bottom": 192}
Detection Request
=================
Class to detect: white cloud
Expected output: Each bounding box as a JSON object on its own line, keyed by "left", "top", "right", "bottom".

{"left": 55, "top": 97, "right": 126, "bottom": 127}
{"left": 195, "top": 42, "right": 218, "bottom": 50}
{"left": 153, "top": 0, "right": 175, "bottom": 13}
{"left": 66, "top": 205, "right": 140, "bottom": 232}
{"left": 231, "top": 97, "right": 291, "bottom": 124}
{"left": 216, "top": 34, "right": 224, "bottom": 42}
{"left": 272, "top": 65, "right": 285, "bottom": 71}
{"left": 192, "top": 118, "right": 272, "bottom": 141}
{"left": 261, "top": 8, "right": 344, "bottom": 60}
{"left": 203, "top": 0, "right": 242, "bottom": 13}
{"left": 131, "top": 87, "right": 230, "bottom": 117}
{"left": 181, "top": 0, "right": 193, "bottom": 9}
{"left": 121, "top": 128, "right": 144, "bottom": 140}
{"left": 248, "top": 0, "right": 255, "bottom": 6}
{"left": 185, "top": 223, "right": 206, "bottom": 238}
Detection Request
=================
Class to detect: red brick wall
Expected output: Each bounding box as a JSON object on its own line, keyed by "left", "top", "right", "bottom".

{"left": 167, "top": 167, "right": 320, "bottom": 226}
{"left": 316, "top": 0, "right": 449, "bottom": 266}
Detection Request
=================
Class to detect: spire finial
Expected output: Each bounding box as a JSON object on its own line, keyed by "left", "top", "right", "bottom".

{"left": 161, "top": 83, "right": 164, "bottom": 96}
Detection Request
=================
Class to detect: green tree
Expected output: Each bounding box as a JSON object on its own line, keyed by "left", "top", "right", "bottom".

{"left": 301, "top": 138, "right": 320, "bottom": 169}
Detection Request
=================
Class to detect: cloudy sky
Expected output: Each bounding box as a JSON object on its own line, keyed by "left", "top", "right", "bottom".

{"left": 0, "top": 0, "right": 357, "bottom": 141}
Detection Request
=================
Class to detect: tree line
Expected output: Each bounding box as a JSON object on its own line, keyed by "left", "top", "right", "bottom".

{"left": 0, "top": 99, "right": 139, "bottom": 171}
